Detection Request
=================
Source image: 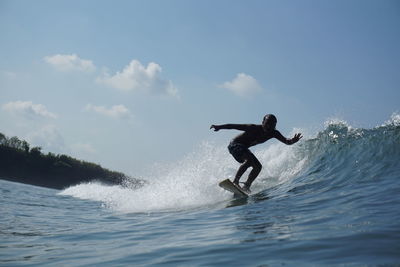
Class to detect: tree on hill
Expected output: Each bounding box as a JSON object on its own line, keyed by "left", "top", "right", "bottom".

{"left": 0, "top": 132, "right": 136, "bottom": 189}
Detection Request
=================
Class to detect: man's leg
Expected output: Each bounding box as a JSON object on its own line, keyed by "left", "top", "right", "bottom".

{"left": 243, "top": 153, "right": 262, "bottom": 190}
{"left": 234, "top": 151, "right": 262, "bottom": 189}
{"left": 233, "top": 161, "right": 251, "bottom": 185}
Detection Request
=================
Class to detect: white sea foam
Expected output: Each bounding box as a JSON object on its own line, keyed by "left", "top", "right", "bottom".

{"left": 383, "top": 112, "right": 400, "bottom": 127}
{"left": 60, "top": 138, "right": 307, "bottom": 213}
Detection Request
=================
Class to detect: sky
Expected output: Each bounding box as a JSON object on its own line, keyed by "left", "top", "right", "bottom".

{"left": 1, "top": 0, "right": 399, "bottom": 176}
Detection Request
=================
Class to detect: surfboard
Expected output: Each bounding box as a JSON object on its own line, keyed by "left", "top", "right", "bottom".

{"left": 219, "top": 179, "right": 249, "bottom": 197}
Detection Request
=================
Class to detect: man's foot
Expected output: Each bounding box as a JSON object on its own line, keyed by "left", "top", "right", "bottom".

{"left": 233, "top": 179, "right": 240, "bottom": 186}
{"left": 241, "top": 184, "right": 251, "bottom": 194}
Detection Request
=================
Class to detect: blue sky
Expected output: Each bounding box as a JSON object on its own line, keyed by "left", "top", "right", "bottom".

{"left": 1, "top": 0, "right": 399, "bottom": 175}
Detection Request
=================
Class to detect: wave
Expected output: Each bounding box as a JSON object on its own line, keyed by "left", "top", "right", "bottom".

{"left": 301, "top": 114, "right": 400, "bottom": 183}
{"left": 60, "top": 113, "right": 400, "bottom": 213}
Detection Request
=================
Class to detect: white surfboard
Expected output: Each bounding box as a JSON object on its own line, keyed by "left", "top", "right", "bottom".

{"left": 219, "top": 179, "right": 249, "bottom": 197}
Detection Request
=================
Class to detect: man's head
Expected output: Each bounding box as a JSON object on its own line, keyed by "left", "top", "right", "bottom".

{"left": 262, "top": 114, "right": 277, "bottom": 131}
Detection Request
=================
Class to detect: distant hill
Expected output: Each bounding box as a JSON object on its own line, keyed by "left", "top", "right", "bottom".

{"left": 0, "top": 132, "right": 137, "bottom": 189}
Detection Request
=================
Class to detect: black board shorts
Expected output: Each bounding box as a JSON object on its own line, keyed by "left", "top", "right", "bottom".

{"left": 228, "top": 142, "right": 250, "bottom": 163}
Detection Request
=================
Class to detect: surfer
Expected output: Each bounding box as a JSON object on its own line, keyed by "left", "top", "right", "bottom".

{"left": 210, "top": 114, "right": 302, "bottom": 193}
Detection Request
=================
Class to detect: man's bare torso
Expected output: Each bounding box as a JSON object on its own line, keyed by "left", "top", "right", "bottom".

{"left": 232, "top": 124, "right": 278, "bottom": 147}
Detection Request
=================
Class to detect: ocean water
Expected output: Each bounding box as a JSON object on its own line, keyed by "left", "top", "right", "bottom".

{"left": 1, "top": 115, "right": 400, "bottom": 266}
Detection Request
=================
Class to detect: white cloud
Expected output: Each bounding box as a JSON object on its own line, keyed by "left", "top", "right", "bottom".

{"left": 2, "top": 101, "right": 57, "bottom": 119}
{"left": 85, "top": 104, "right": 131, "bottom": 119}
{"left": 44, "top": 54, "right": 96, "bottom": 73}
{"left": 96, "top": 59, "right": 178, "bottom": 97}
{"left": 2, "top": 71, "right": 17, "bottom": 79}
{"left": 220, "top": 73, "right": 263, "bottom": 97}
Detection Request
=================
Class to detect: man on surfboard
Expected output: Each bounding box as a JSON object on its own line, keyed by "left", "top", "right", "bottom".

{"left": 211, "top": 114, "right": 302, "bottom": 193}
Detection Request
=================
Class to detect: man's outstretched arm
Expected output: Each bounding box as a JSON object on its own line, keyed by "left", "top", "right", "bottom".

{"left": 274, "top": 130, "right": 303, "bottom": 145}
{"left": 210, "top": 124, "right": 254, "bottom": 132}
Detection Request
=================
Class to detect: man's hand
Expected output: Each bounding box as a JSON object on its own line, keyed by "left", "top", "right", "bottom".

{"left": 292, "top": 133, "right": 303, "bottom": 144}
{"left": 210, "top": 125, "right": 220, "bottom": 131}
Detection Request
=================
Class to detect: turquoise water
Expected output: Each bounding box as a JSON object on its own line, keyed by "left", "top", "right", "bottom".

{"left": 1, "top": 117, "right": 400, "bottom": 266}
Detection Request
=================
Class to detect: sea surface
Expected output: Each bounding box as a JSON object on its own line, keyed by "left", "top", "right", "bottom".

{"left": 1, "top": 115, "right": 400, "bottom": 266}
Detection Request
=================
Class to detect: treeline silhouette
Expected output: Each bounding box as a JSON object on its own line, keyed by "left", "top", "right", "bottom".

{"left": 0, "top": 132, "right": 130, "bottom": 189}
